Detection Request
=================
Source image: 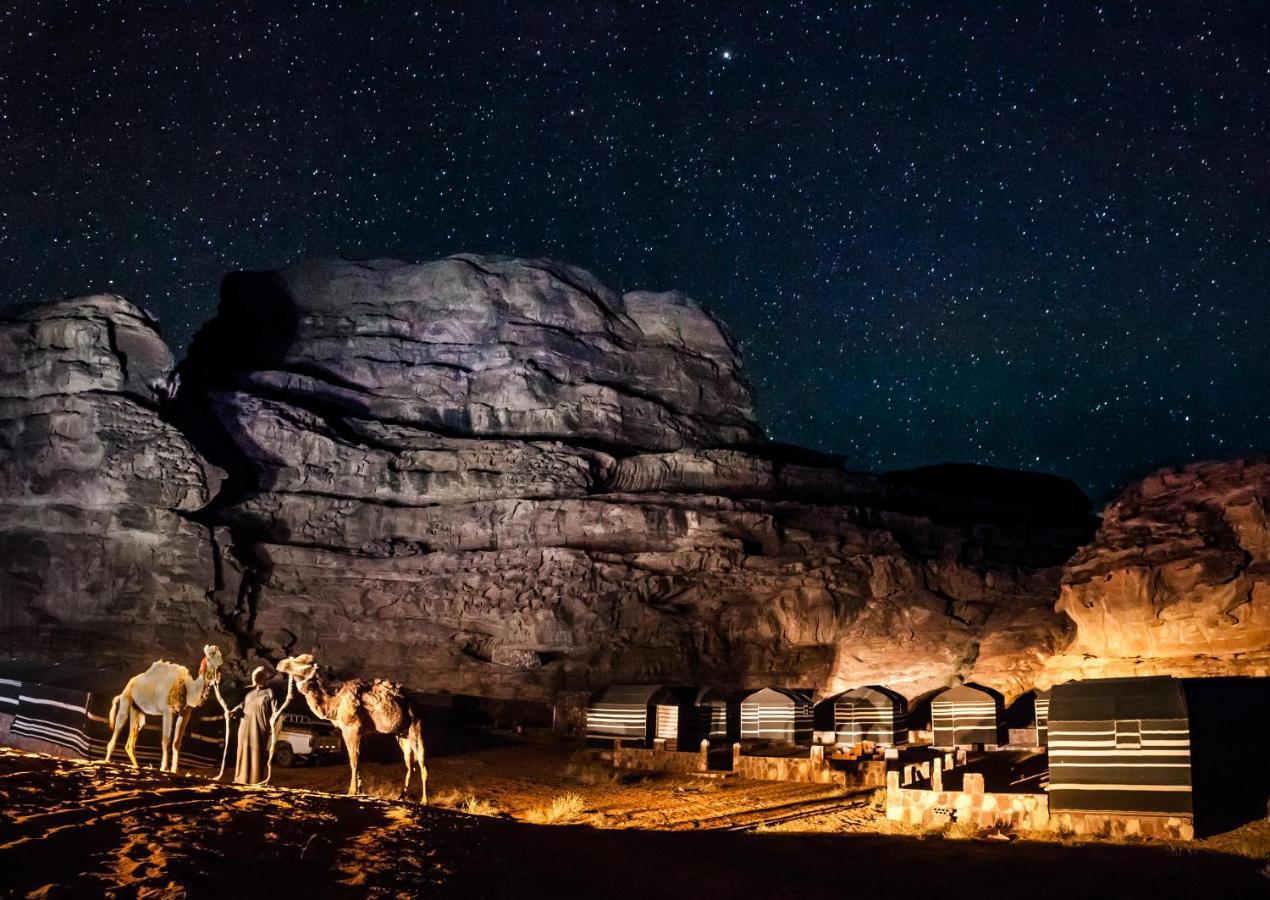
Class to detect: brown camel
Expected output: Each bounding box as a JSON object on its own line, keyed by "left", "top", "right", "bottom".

{"left": 276, "top": 654, "right": 427, "bottom": 803}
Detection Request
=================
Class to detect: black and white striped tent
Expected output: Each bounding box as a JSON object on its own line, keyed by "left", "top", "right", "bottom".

{"left": 1035, "top": 689, "right": 1051, "bottom": 747}
{"left": 931, "top": 684, "right": 1003, "bottom": 747}
{"left": 586, "top": 684, "right": 667, "bottom": 744}
{"left": 739, "top": 688, "right": 813, "bottom": 744}
{"left": 0, "top": 661, "right": 223, "bottom": 768}
{"left": 824, "top": 685, "right": 907, "bottom": 746}
{"left": 693, "top": 687, "right": 735, "bottom": 743}
{"left": 648, "top": 687, "right": 705, "bottom": 747}
{"left": 1047, "top": 676, "right": 1192, "bottom": 819}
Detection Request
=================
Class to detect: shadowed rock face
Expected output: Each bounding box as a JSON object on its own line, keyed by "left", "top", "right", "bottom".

{"left": 0, "top": 258, "right": 1114, "bottom": 705}
{"left": 0, "top": 297, "right": 227, "bottom": 665}
{"left": 1044, "top": 459, "right": 1270, "bottom": 685}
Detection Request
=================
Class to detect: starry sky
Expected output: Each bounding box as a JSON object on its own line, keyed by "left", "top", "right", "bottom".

{"left": 2, "top": 2, "right": 1266, "bottom": 502}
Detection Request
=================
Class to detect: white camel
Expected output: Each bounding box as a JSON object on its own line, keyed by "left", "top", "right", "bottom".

{"left": 103, "top": 645, "right": 225, "bottom": 773}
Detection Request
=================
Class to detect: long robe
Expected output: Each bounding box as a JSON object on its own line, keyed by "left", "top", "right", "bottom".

{"left": 234, "top": 686, "right": 275, "bottom": 785}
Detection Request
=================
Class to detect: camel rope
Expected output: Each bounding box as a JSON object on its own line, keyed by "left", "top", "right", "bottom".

{"left": 263, "top": 674, "right": 295, "bottom": 785}
{"left": 211, "top": 676, "right": 231, "bottom": 781}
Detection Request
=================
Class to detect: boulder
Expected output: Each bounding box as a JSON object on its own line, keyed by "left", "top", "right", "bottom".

{"left": 1044, "top": 458, "right": 1270, "bottom": 684}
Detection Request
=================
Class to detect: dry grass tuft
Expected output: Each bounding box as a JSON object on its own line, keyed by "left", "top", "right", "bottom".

{"left": 428, "top": 788, "right": 466, "bottom": 809}
{"left": 564, "top": 759, "right": 621, "bottom": 785}
{"left": 942, "top": 819, "right": 981, "bottom": 841}
{"left": 460, "top": 795, "right": 499, "bottom": 817}
{"left": 523, "top": 792, "right": 587, "bottom": 825}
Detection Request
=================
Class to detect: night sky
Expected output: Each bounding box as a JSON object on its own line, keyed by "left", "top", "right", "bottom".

{"left": 2, "top": 2, "right": 1266, "bottom": 502}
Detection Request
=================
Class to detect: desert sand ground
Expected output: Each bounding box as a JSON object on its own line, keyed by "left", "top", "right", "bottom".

{"left": 2, "top": 743, "right": 1267, "bottom": 898}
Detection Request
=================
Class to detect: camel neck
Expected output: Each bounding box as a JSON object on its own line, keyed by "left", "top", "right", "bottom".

{"left": 297, "top": 672, "right": 338, "bottom": 719}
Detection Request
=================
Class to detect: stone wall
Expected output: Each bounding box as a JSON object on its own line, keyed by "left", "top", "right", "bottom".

{"left": 886, "top": 771, "right": 1050, "bottom": 831}
{"left": 1050, "top": 810, "right": 1194, "bottom": 841}
{"left": 613, "top": 740, "right": 709, "bottom": 774}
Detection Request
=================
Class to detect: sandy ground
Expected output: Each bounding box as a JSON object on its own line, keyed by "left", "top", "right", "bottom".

{"left": 3, "top": 744, "right": 1268, "bottom": 898}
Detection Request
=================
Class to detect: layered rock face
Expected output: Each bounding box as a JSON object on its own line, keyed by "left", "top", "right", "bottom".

{"left": 0, "top": 297, "right": 226, "bottom": 666}
{"left": 1044, "top": 459, "right": 1270, "bottom": 684}
{"left": 168, "top": 255, "right": 1097, "bottom": 703}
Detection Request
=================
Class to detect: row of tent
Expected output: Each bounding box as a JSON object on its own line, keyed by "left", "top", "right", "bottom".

{"left": 587, "top": 684, "right": 980, "bottom": 748}
{"left": 587, "top": 676, "right": 1269, "bottom": 829}
{"left": 0, "top": 660, "right": 224, "bottom": 768}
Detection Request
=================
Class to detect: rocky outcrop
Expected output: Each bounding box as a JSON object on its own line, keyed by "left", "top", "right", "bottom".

{"left": 1043, "top": 459, "right": 1270, "bottom": 684}
{"left": 164, "top": 255, "right": 1096, "bottom": 703}
{"left": 182, "top": 256, "right": 761, "bottom": 453}
{"left": 0, "top": 297, "right": 227, "bottom": 666}
{"left": 8, "top": 259, "right": 1266, "bottom": 712}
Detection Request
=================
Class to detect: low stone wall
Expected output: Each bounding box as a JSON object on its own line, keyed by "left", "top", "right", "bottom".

{"left": 610, "top": 741, "right": 887, "bottom": 786}
{"left": 1050, "top": 810, "right": 1194, "bottom": 841}
{"left": 733, "top": 753, "right": 841, "bottom": 785}
{"left": 886, "top": 772, "right": 1050, "bottom": 831}
{"left": 613, "top": 741, "right": 709, "bottom": 774}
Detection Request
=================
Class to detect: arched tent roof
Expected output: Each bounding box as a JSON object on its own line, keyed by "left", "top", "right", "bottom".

{"left": 693, "top": 687, "right": 730, "bottom": 706}
{"left": 740, "top": 687, "right": 811, "bottom": 708}
{"left": 590, "top": 684, "right": 667, "bottom": 707}
{"left": 933, "top": 684, "right": 998, "bottom": 705}
{"left": 828, "top": 685, "right": 906, "bottom": 709}
{"left": 1049, "top": 676, "right": 1186, "bottom": 722}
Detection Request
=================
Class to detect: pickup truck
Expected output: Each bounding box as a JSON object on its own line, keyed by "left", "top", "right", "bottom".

{"left": 272, "top": 712, "right": 344, "bottom": 767}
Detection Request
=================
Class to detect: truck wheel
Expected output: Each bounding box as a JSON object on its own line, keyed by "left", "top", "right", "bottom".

{"left": 273, "top": 742, "right": 296, "bottom": 768}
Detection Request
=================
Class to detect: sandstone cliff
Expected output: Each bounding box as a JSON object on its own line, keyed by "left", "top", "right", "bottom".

{"left": 16, "top": 256, "right": 1260, "bottom": 711}
{"left": 165, "top": 255, "right": 1095, "bottom": 703}
{"left": 0, "top": 296, "right": 227, "bottom": 665}
{"left": 1043, "top": 458, "right": 1270, "bottom": 684}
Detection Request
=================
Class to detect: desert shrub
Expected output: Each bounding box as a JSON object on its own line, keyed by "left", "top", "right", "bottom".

{"left": 523, "top": 792, "right": 586, "bottom": 825}
{"left": 942, "top": 819, "right": 979, "bottom": 840}
{"left": 460, "top": 795, "right": 498, "bottom": 816}
{"left": 564, "top": 759, "right": 620, "bottom": 785}
{"left": 428, "top": 788, "right": 466, "bottom": 809}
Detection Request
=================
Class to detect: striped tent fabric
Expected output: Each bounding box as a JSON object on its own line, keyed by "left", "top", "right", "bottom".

{"left": 931, "top": 684, "right": 1001, "bottom": 747}
{"left": 0, "top": 673, "right": 19, "bottom": 714}
{"left": 12, "top": 682, "right": 94, "bottom": 755}
{"left": 1035, "top": 689, "right": 1051, "bottom": 747}
{"left": 1047, "top": 676, "right": 1192, "bottom": 818}
{"left": 694, "top": 687, "right": 733, "bottom": 742}
{"left": 739, "top": 688, "right": 813, "bottom": 743}
{"left": 830, "top": 685, "right": 907, "bottom": 746}
{"left": 586, "top": 685, "right": 664, "bottom": 741}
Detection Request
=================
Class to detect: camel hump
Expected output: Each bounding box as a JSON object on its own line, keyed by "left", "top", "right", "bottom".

{"left": 143, "top": 660, "right": 191, "bottom": 679}
{"left": 365, "top": 679, "right": 407, "bottom": 705}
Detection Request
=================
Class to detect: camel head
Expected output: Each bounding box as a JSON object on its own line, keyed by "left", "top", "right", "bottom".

{"left": 199, "top": 645, "right": 225, "bottom": 680}
{"left": 277, "top": 653, "right": 318, "bottom": 683}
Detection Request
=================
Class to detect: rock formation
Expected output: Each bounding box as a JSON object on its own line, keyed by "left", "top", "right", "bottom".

{"left": 1043, "top": 458, "right": 1270, "bottom": 684}
{"left": 0, "top": 296, "right": 226, "bottom": 665}
{"left": 165, "top": 255, "right": 1095, "bottom": 703}
{"left": 17, "top": 255, "right": 1262, "bottom": 712}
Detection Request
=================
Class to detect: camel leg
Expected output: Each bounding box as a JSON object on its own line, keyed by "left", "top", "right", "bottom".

{"left": 103, "top": 695, "right": 128, "bottom": 763}
{"left": 341, "top": 726, "right": 361, "bottom": 795}
{"left": 125, "top": 710, "right": 145, "bottom": 769}
{"left": 397, "top": 736, "right": 413, "bottom": 800}
{"left": 159, "top": 710, "right": 173, "bottom": 773}
{"left": 170, "top": 709, "right": 192, "bottom": 774}
{"left": 412, "top": 724, "right": 427, "bottom": 805}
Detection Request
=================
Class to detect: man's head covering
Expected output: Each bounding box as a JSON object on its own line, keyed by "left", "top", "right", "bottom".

{"left": 251, "top": 666, "right": 269, "bottom": 687}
